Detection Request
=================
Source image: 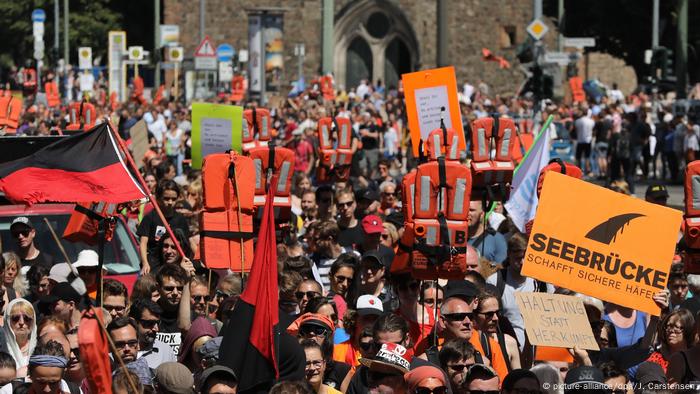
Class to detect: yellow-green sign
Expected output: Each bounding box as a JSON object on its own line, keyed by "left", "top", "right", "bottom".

{"left": 191, "top": 103, "right": 243, "bottom": 169}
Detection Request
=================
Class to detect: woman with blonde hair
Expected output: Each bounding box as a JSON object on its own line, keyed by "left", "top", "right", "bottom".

{"left": 2, "top": 252, "right": 27, "bottom": 298}
{"left": 3, "top": 298, "right": 37, "bottom": 377}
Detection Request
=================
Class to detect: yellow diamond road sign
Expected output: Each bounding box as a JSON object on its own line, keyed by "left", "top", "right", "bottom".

{"left": 527, "top": 19, "right": 549, "bottom": 41}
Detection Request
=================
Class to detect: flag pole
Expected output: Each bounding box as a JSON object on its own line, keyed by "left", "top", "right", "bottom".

{"left": 106, "top": 119, "right": 188, "bottom": 260}
{"left": 484, "top": 114, "right": 554, "bottom": 221}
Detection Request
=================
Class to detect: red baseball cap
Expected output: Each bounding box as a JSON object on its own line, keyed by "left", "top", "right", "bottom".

{"left": 362, "top": 215, "right": 383, "bottom": 234}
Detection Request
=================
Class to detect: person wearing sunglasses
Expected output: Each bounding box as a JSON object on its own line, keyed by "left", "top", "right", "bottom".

{"left": 378, "top": 181, "right": 399, "bottom": 215}
{"left": 129, "top": 298, "right": 177, "bottom": 369}
{"left": 296, "top": 279, "right": 324, "bottom": 313}
{"left": 437, "top": 339, "right": 477, "bottom": 392}
{"left": 404, "top": 365, "right": 449, "bottom": 394}
{"left": 328, "top": 254, "right": 357, "bottom": 331}
{"left": 459, "top": 363, "right": 499, "bottom": 394}
{"left": 335, "top": 190, "right": 364, "bottom": 248}
{"left": 2, "top": 298, "right": 37, "bottom": 378}
{"left": 107, "top": 317, "right": 140, "bottom": 365}
{"left": 474, "top": 289, "right": 520, "bottom": 370}
{"left": 155, "top": 263, "right": 188, "bottom": 335}
{"left": 9, "top": 217, "right": 54, "bottom": 268}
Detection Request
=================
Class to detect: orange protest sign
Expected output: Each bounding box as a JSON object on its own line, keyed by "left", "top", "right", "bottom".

{"left": 402, "top": 66, "right": 464, "bottom": 156}
{"left": 521, "top": 172, "right": 682, "bottom": 315}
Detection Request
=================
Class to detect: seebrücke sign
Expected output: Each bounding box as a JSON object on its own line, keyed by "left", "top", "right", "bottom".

{"left": 521, "top": 172, "right": 682, "bottom": 315}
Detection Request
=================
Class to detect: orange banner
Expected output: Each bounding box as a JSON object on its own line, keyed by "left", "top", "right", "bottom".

{"left": 402, "top": 66, "right": 464, "bottom": 156}
{"left": 522, "top": 172, "right": 682, "bottom": 315}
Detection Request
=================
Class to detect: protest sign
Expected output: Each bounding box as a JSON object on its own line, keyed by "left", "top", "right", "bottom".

{"left": 402, "top": 66, "right": 464, "bottom": 155}
{"left": 191, "top": 102, "right": 243, "bottom": 169}
{"left": 521, "top": 172, "right": 682, "bottom": 315}
{"left": 155, "top": 332, "right": 182, "bottom": 356}
{"left": 129, "top": 120, "right": 149, "bottom": 169}
{"left": 515, "top": 292, "right": 598, "bottom": 350}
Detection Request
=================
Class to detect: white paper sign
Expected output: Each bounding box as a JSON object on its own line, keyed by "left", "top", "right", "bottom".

{"left": 79, "top": 73, "right": 94, "bottom": 93}
{"left": 201, "top": 117, "right": 232, "bottom": 158}
{"left": 414, "top": 85, "right": 453, "bottom": 140}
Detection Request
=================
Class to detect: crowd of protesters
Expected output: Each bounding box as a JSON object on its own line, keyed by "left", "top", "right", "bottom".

{"left": 0, "top": 63, "right": 700, "bottom": 394}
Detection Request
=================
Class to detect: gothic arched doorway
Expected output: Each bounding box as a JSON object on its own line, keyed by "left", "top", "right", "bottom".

{"left": 346, "top": 37, "right": 373, "bottom": 89}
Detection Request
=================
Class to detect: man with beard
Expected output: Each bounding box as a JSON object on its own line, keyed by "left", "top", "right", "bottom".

{"left": 467, "top": 201, "right": 507, "bottom": 265}
{"left": 486, "top": 233, "right": 553, "bottom": 352}
{"left": 107, "top": 317, "right": 140, "bottom": 366}
{"left": 137, "top": 180, "right": 190, "bottom": 275}
{"left": 129, "top": 299, "right": 177, "bottom": 369}
{"left": 300, "top": 189, "right": 318, "bottom": 224}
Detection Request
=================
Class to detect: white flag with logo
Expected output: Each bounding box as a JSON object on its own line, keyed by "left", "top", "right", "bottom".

{"left": 504, "top": 129, "right": 551, "bottom": 232}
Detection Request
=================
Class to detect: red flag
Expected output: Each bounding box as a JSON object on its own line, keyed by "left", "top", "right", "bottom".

{"left": 239, "top": 176, "right": 280, "bottom": 376}
{"left": 482, "top": 47, "right": 511, "bottom": 69}
{"left": 0, "top": 123, "right": 146, "bottom": 205}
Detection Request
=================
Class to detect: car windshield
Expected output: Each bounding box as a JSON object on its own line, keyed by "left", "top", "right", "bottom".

{"left": 0, "top": 213, "right": 139, "bottom": 275}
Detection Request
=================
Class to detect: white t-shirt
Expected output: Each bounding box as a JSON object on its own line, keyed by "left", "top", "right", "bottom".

{"left": 574, "top": 115, "right": 595, "bottom": 144}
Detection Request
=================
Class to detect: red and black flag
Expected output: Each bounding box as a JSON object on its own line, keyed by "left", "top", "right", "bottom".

{"left": 0, "top": 123, "right": 146, "bottom": 205}
{"left": 219, "top": 176, "right": 280, "bottom": 392}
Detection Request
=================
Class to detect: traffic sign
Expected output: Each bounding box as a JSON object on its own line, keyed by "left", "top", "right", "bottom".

{"left": 78, "top": 47, "right": 92, "bottom": 70}
{"left": 526, "top": 19, "right": 549, "bottom": 41}
{"left": 33, "top": 22, "right": 44, "bottom": 37}
{"left": 128, "top": 46, "right": 144, "bottom": 61}
{"left": 169, "top": 46, "right": 184, "bottom": 62}
{"left": 31, "top": 9, "right": 46, "bottom": 23}
{"left": 238, "top": 50, "right": 249, "bottom": 63}
{"left": 544, "top": 52, "right": 573, "bottom": 66}
{"left": 217, "top": 44, "right": 235, "bottom": 62}
{"left": 219, "top": 61, "right": 233, "bottom": 81}
{"left": 564, "top": 37, "right": 596, "bottom": 49}
{"left": 194, "top": 36, "right": 216, "bottom": 58}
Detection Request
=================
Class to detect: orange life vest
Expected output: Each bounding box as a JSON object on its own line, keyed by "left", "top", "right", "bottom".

{"left": 199, "top": 151, "right": 256, "bottom": 271}
{"left": 22, "top": 68, "right": 37, "bottom": 92}
{"left": 684, "top": 161, "right": 700, "bottom": 251}
{"left": 154, "top": 84, "right": 165, "bottom": 104}
{"left": 470, "top": 117, "right": 516, "bottom": 200}
{"left": 248, "top": 145, "right": 295, "bottom": 209}
{"left": 316, "top": 116, "right": 353, "bottom": 183}
{"left": 2, "top": 96, "right": 22, "bottom": 134}
{"left": 230, "top": 75, "right": 245, "bottom": 102}
{"left": 241, "top": 108, "right": 272, "bottom": 152}
{"left": 63, "top": 202, "right": 118, "bottom": 245}
{"left": 392, "top": 127, "right": 472, "bottom": 279}
{"left": 45, "top": 81, "right": 61, "bottom": 107}
{"left": 66, "top": 101, "right": 97, "bottom": 131}
{"left": 132, "top": 76, "right": 146, "bottom": 105}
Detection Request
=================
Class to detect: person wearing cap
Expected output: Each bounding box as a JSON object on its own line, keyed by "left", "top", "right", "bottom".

{"left": 598, "top": 362, "right": 633, "bottom": 394}
{"left": 43, "top": 282, "right": 82, "bottom": 335}
{"left": 404, "top": 365, "right": 448, "bottom": 394}
{"left": 72, "top": 250, "right": 100, "bottom": 302}
{"left": 359, "top": 342, "right": 411, "bottom": 394}
{"left": 460, "top": 363, "right": 499, "bottom": 394}
{"left": 634, "top": 361, "right": 667, "bottom": 390}
{"left": 645, "top": 184, "right": 669, "bottom": 206}
{"left": 198, "top": 365, "right": 237, "bottom": 394}
{"left": 333, "top": 294, "right": 384, "bottom": 370}
{"left": 10, "top": 217, "right": 54, "bottom": 268}
{"left": 563, "top": 366, "right": 607, "bottom": 394}
{"left": 357, "top": 188, "right": 381, "bottom": 219}
{"left": 287, "top": 126, "right": 315, "bottom": 177}
{"left": 468, "top": 201, "right": 508, "bottom": 264}
{"left": 358, "top": 251, "right": 395, "bottom": 310}
{"left": 335, "top": 190, "right": 365, "bottom": 248}
{"left": 154, "top": 361, "right": 194, "bottom": 394}
{"left": 358, "top": 215, "right": 395, "bottom": 264}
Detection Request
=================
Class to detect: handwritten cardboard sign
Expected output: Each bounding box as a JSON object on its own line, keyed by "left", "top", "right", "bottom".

{"left": 521, "top": 172, "right": 682, "bottom": 315}
{"left": 402, "top": 66, "right": 464, "bottom": 155}
{"left": 191, "top": 102, "right": 243, "bottom": 169}
{"left": 516, "top": 292, "right": 599, "bottom": 351}
{"left": 129, "top": 120, "right": 149, "bottom": 169}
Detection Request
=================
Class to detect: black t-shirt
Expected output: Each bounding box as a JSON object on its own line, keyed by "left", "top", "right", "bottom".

{"left": 338, "top": 223, "right": 365, "bottom": 248}
{"left": 594, "top": 119, "right": 612, "bottom": 143}
{"left": 22, "top": 250, "right": 54, "bottom": 268}
{"left": 136, "top": 210, "right": 190, "bottom": 266}
{"left": 360, "top": 123, "right": 379, "bottom": 150}
{"left": 324, "top": 360, "right": 351, "bottom": 390}
{"left": 159, "top": 303, "right": 180, "bottom": 334}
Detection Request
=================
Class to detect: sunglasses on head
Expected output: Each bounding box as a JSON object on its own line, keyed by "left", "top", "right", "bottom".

{"left": 11, "top": 314, "right": 33, "bottom": 324}
{"left": 193, "top": 295, "right": 212, "bottom": 303}
{"left": 443, "top": 312, "right": 473, "bottom": 322}
{"left": 299, "top": 325, "right": 329, "bottom": 337}
{"left": 295, "top": 291, "right": 321, "bottom": 301}
{"left": 415, "top": 387, "right": 448, "bottom": 394}
{"left": 139, "top": 318, "right": 160, "bottom": 329}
